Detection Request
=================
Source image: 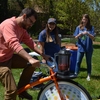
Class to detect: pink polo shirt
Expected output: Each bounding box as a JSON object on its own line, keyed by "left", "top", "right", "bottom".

{"left": 0, "top": 17, "right": 36, "bottom": 62}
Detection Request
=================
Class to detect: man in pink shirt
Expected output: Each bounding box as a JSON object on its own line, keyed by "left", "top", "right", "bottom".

{"left": 0, "top": 7, "right": 50, "bottom": 100}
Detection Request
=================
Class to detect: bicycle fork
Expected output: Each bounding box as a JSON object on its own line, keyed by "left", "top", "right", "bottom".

{"left": 50, "top": 70, "right": 65, "bottom": 100}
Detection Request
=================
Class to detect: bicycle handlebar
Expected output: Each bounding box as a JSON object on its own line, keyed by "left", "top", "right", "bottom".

{"left": 27, "top": 57, "right": 57, "bottom": 71}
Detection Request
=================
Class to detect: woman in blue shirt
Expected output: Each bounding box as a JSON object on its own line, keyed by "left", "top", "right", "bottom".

{"left": 73, "top": 14, "right": 95, "bottom": 81}
{"left": 38, "top": 18, "right": 61, "bottom": 72}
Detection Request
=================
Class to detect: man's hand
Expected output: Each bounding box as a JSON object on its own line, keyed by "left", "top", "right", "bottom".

{"left": 18, "top": 49, "right": 40, "bottom": 68}
{"left": 42, "top": 59, "right": 46, "bottom": 63}
{"left": 28, "top": 58, "right": 40, "bottom": 68}
{"left": 42, "top": 54, "right": 51, "bottom": 61}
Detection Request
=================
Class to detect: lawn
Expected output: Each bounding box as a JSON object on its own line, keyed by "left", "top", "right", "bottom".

{"left": 74, "top": 43, "right": 100, "bottom": 100}
{"left": 0, "top": 36, "right": 100, "bottom": 100}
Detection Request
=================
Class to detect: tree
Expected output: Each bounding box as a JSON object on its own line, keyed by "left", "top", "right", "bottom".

{"left": 1, "top": 0, "right": 100, "bottom": 35}
{"left": 0, "top": 0, "right": 8, "bottom": 23}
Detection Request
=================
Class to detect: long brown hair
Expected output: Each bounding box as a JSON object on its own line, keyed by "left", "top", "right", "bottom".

{"left": 45, "top": 24, "right": 59, "bottom": 44}
{"left": 79, "top": 14, "right": 92, "bottom": 30}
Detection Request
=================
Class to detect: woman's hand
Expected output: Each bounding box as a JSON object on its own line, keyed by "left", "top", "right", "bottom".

{"left": 82, "top": 31, "right": 88, "bottom": 35}
{"left": 75, "top": 33, "right": 83, "bottom": 38}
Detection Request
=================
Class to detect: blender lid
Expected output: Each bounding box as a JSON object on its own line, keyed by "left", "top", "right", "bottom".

{"left": 58, "top": 49, "right": 71, "bottom": 55}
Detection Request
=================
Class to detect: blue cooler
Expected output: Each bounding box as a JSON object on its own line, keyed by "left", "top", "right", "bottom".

{"left": 69, "top": 50, "right": 77, "bottom": 73}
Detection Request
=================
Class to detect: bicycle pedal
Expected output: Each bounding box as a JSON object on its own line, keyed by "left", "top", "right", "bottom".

{"left": 18, "top": 91, "right": 32, "bottom": 100}
{"left": 18, "top": 96, "right": 32, "bottom": 100}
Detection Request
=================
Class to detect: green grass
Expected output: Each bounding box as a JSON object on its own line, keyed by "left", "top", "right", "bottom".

{"left": 73, "top": 43, "right": 100, "bottom": 99}
{"left": 1, "top": 37, "right": 100, "bottom": 100}
{"left": 95, "top": 36, "right": 100, "bottom": 42}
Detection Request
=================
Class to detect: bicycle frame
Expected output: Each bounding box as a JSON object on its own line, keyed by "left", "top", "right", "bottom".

{"left": 17, "top": 63, "right": 64, "bottom": 100}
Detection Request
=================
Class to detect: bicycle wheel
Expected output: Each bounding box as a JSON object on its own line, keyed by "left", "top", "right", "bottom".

{"left": 37, "top": 79, "right": 92, "bottom": 100}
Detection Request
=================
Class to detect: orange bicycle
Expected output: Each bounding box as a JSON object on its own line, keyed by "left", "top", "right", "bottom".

{"left": 17, "top": 57, "right": 92, "bottom": 100}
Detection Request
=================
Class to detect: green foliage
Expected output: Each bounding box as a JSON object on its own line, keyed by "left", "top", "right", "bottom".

{"left": 95, "top": 36, "right": 100, "bottom": 42}
{"left": 1, "top": 0, "right": 100, "bottom": 35}
{"left": 52, "top": 0, "right": 90, "bottom": 32}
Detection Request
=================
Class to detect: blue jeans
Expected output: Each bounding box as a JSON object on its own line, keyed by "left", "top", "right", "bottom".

{"left": 75, "top": 51, "right": 93, "bottom": 75}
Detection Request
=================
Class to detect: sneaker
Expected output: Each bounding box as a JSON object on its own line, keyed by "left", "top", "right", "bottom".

{"left": 19, "top": 91, "right": 32, "bottom": 100}
{"left": 74, "top": 73, "right": 78, "bottom": 77}
{"left": 86, "top": 76, "right": 90, "bottom": 81}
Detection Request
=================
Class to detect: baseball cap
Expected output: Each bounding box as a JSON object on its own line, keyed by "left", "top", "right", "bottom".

{"left": 47, "top": 18, "right": 56, "bottom": 24}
